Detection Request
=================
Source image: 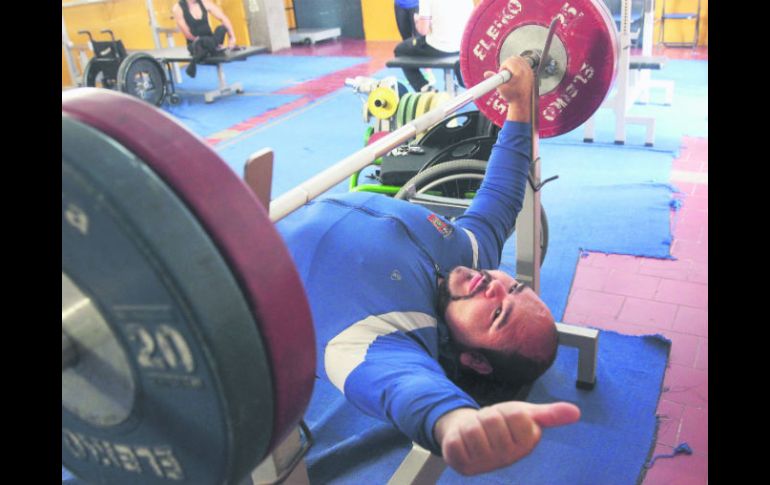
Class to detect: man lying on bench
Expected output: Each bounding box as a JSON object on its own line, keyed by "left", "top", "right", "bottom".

{"left": 276, "top": 56, "right": 580, "bottom": 476}
{"left": 173, "top": 0, "right": 237, "bottom": 78}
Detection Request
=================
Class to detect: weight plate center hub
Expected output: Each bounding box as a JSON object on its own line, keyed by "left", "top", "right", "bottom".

{"left": 498, "top": 24, "right": 568, "bottom": 96}
{"left": 62, "top": 272, "right": 136, "bottom": 427}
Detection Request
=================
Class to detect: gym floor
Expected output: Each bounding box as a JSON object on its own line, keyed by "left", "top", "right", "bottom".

{"left": 271, "top": 39, "right": 708, "bottom": 484}
{"left": 562, "top": 44, "right": 709, "bottom": 485}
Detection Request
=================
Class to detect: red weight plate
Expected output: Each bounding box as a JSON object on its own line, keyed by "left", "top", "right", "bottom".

{"left": 461, "top": 0, "right": 618, "bottom": 137}
{"left": 62, "top": 88, "right": 316, "bottom": 453}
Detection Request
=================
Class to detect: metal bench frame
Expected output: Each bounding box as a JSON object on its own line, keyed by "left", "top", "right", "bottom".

{"left": 583, "top": 0, "right": 675, "bottom": 146}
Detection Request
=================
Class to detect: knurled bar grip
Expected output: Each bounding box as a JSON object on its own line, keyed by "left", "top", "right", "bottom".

{"left": 268, "top": 69, "right": 513, "bottom": 222}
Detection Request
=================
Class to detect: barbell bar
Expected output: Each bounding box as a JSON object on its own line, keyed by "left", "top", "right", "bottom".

{"left": 270, "top": 0, "right": 618, "bottom": 221}
{"left": 269, "top": 68, "right": 513, "bottom": 222}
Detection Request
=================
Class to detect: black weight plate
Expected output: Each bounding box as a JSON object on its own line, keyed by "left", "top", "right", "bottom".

{"left": 62, "top": 115, "right": 273, "bottom": 484}
{"left": 62, "top": 89, "right": 316, "bottom": 456}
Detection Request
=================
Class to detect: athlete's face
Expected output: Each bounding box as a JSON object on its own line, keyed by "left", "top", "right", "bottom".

{"left": 438, "top": 266, "right": 556, "bottom": 361}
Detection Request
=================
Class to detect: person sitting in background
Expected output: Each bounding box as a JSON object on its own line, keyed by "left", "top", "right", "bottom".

{"left": 393, "top": 0, "right": 474, "bottom": 92}
{"left": 394, "top": 0, "right": 420, "bottom": 40}
{"left": 172, "top": 0, "right": 237, "bottom": 78}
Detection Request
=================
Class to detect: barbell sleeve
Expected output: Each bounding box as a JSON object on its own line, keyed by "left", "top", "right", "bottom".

{"left": 268, "top": 69, "right": 513, "bottom": 222}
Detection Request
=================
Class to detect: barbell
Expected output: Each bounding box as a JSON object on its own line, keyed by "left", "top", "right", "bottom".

{"left": 62, "top": 0, "right": 618, "bottom": 483}
{"left": 269, "top": 0, "right": 617, "bottom": 221}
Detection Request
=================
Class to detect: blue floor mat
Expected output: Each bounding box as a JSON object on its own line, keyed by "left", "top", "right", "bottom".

{"left": 213, "top": 89, "right": 368, "bottom": 198}
{"left": 541, "top": 60, "right": 708, "bottom": 154}
{"left": 304, "top": 331, "right": 671, "bottom": 484}
{"left": 64, "top": 326, "right": 671, "bottom": 485}
{"left": 163, "top": 92, "right": 302, "bottom": 138}
{"left": 502, "top": 143, "right": 677, "bottom": 320}
{"left": 161, "top": 54, "right": 370, "bottom": 138}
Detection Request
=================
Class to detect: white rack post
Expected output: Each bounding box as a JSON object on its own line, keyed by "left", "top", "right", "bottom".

{"left": 583, "top": 0, "right": 674, "bottom": 146}
{"left": 146, "top": 0, "right": 184, "bottom": 84}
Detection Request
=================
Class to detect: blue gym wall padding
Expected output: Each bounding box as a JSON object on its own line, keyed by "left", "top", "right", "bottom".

{"left": 164, "top": 92, "right": 302, "bottom": 138}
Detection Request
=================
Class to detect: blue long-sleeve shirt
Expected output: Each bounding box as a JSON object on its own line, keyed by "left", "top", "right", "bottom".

{"left": 276, "top": 121, "right": 531, "bottom": 454}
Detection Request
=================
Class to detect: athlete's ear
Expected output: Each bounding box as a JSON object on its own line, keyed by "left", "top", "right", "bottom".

{"left": 459, "top": 351, "right": 493, "bottom": 375}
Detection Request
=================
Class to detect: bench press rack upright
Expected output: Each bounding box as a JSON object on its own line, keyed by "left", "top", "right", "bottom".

{"left": 582, "top": 0, "right": 674, "bottom": 146}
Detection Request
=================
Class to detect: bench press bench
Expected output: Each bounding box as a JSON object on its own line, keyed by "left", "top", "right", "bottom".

{"left": 149, "top": 45, "right": 267, "bottom": 103}
{"left": 629, "top": 55, "right": 673, "bottom": 105}
{"left": 582, "top": 0, "right": 676, "bottom": 146}
{"left": 629, "top": 56, "right": 666, "bottom": 71}
{"left": 583, "top": 54, "right": 673, "bottom": 146}
{"left": 386, "top": 54, "right": 462, "bottom": 96}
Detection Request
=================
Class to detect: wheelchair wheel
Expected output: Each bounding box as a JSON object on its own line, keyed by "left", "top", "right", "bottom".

{"left": 394, "top": 159, "right": 548, "bottom": 264}
{"left": 117, "top": 52, "right": 166, "bottom": 106}
{"left": 83, "top": 59, "right": 118, "bottom": 90}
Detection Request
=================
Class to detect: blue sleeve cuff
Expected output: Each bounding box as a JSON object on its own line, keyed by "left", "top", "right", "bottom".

{"left": 499, "top": 120, "right": 532, "bottom": 139}
{"left": 422, "top": 398, "right": 480, "bottom": 455}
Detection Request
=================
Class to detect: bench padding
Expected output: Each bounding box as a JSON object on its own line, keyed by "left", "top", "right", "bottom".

{"left": 145, "top": 45, "right": 267, "bottom": 64}
{"left": 386, "top": 55, "right": 460, "bottom": 70}
{"left": 628, "top": 56, "right": 667, "bottom": 70}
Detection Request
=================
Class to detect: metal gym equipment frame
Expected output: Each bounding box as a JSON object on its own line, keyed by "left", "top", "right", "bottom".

{"left": 583, "top": 0, "right": 675, "bottom": 146}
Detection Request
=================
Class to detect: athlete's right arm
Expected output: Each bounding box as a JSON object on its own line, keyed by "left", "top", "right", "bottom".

{"left": 454, "top": 56, "right": 535, "bottom": 266}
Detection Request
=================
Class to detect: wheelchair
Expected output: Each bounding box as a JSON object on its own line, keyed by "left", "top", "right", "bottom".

{"left": 79, "top": 29, "right": 126, "bottom": 90}
{"left": 350, "top": 109, "right": 550, "bottom": 264}
{"left": 79, "top": 29, "right": 174, "bottom": 107}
